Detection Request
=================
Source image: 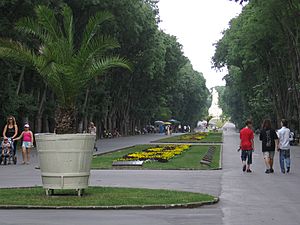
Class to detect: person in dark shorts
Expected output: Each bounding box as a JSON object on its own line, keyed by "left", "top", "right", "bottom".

{"left": 2, "top": 116, "right": 18, "bottom": 154}
{"left": 240, "top": 120, "right": 254, "bottom": 173}
{"left": 259, "top": 119, "right": 278, "bottom": 173}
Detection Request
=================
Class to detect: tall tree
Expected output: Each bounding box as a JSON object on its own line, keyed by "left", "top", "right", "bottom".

{"left": 213, "top": 0, "right": 300, "bottom": 130}
{"left": 0, "top": 5, "right": 130, "bottom": 133}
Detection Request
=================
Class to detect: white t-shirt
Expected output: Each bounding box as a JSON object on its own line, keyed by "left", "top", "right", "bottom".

{"left": 277, "top": 126, "right": 290, "bottom": 150}
{"left": 88, "top": 126, "right": 96, "bottom": 135}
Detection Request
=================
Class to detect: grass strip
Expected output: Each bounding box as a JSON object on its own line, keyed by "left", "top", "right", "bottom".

{"left": 0, "top": 187, "right": 215, "bottom": 207}
{"left": 91, "top": 145, "right": 221, "bottom": 170}
{"left": 153, "top": 132, "right": 223, "bottom": 143}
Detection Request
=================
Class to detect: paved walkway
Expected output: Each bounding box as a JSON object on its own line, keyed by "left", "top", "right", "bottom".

{"left": 94, "top": 133, "right": 173, "bottom": 154}
{"left": 1, "top": 123, "right": 300, "bottom": 224}
{"left": 221, "top": 124, "right": 300, "bottom": 225}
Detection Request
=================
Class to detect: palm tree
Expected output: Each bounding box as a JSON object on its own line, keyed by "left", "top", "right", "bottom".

{"left": 0, "top": 5, "right": 130, "bottom": 134}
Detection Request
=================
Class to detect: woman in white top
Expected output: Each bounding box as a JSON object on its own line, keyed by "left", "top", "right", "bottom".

{"left": 88, "top": 122, "right": 97, "bottom": 151}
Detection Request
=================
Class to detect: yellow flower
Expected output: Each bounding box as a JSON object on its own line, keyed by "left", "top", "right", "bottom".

{"left": 179, "top": 132, "right": 208, "bottom": 141}
{"left": 118, "top": 145, "right": 191, "bottom": 162}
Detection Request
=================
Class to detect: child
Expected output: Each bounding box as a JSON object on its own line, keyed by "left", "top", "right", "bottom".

{"left": 1, "top": 137, "right": 11, "bottom": 164}
{"left": 14, "top": 124, "right": 33, "bottom": 164}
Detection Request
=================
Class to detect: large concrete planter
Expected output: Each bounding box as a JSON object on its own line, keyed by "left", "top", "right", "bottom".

{"left": 35, "top": 133, "right": 96, "bottom": 196}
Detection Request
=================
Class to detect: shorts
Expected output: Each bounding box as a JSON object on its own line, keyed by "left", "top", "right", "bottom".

{"left": 22, "top": 141, "right": 32, "bottom": 149}
{"left": 241, "top": 150, "right": 253, "bottom": 165}
{"left": 263, "top": 151, "right": 275, "bottom": 159}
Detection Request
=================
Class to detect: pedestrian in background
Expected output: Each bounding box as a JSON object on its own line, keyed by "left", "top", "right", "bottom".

{"left": 240, "top": 120, "right": 254, "bottom": 173}
{"left": 2, "top": 115, "right": 18, "bottom": 154}
{"left": 277, "top": 119, "right": 292, "bottom": 174}
{"left": 88, "top": 122, "right": 96, "bottom": 135}
{"left": 259, "top": 119, "right": 278, "bottom": 174}
{"left": 14, "top": 124, "right": 33, "bottom": 164}
{"left": 88, "top": 122, "right": 98, "bottom": 151}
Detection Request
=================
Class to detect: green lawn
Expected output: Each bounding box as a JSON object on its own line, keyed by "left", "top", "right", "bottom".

{"left": 153, "top": 132, "right": 223, "bottom": 143}
{"left": 0, "top": 187, "right": 215, "bottom": 207}
{"left": 91, "top": 144, "right": 221, "bottom": 170}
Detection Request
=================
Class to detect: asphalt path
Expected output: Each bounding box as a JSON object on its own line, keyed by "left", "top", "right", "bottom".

{"left": 221, "top": 124, "right": 300, "bottom": 225}
{"left": 0, "top": 123, "right": 300, "bottom": 225}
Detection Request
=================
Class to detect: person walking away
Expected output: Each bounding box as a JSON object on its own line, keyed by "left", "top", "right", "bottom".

{"left": 88, "top": 122, "right": 96, "bottom": 135}
{"left": 88, "top": 122, "right": 98, "bottom": 151}
{"left": 14, "top": 124, "right": 33, "bottom": 164}
{"left": 277, "top": 119, "right": 292, "bottom": 173}
{"left": 2, "top": 115, "right": 18, "bottom": 156}
{"left": 259, "top": 119, "right": 278, "bottom": 173}
{"left": 240, "top": 120, "right": 254, "bottom": 173}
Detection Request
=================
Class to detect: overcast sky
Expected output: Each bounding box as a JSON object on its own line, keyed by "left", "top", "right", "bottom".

{"left": 157, "top": 0, "right": 243, "bottom": 88}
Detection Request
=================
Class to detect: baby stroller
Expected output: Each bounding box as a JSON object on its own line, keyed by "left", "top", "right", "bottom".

{"left": 0, "top": 137, "right": 17, "bottom": 165}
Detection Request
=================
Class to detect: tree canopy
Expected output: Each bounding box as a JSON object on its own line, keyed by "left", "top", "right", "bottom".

{"left": 0, "top": 5, "right": 130, "bottom": 133}
{"left": 0, "top": 0, "right": 210, "bottom": 136}
{"left": 213, "top": 0, "right": 300, "bottom": 131}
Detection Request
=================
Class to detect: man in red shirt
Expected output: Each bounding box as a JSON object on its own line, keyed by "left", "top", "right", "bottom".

{"left": 240, "top": 120, "right": 254, "bottom": 172}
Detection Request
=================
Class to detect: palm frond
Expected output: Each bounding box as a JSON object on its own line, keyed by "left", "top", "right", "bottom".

{"left": 62, "top": 5, "right": 74, "bottom": 51}
{"left": 81, "top": 11, "right": 114, "bottom": 51}
{"left": 0, "top": 38, "right": 34, "bottom": 65}
{"left": 35, "top": 5, "right": 63, "bottom": 41}
{"left": 77, "top": 35, "right": 120, "bottom": 71}
{"left": 87, "top": 56, "right": 132, "bottom": 81}
{"left": 87, "top": 36, "right": 120, "bottom": 55}
{"left": 33, "top": 55, "right": 66, "bottom": 105}
{"left": 0, "top": 6, "right": 132, "bottom": 111}
{"left": 47, "top": 39, "right": 73, "bottom": 64}
{"left": 16, "top": 17, "right": 52, "bottom": 43}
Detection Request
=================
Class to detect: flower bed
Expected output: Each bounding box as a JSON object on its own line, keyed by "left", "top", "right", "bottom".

{"left": 116, "top": 145, "right": 191, "bottom": 163}
{"left": 179, "top": 132, "right": 208, "bottom": 141}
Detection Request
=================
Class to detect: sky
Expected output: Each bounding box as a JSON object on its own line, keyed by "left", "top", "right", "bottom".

{"left": 157, "top": 0, "right": 243, "bottom": 89}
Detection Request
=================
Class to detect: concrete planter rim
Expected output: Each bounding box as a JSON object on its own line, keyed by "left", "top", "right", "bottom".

{"left": 35, "top": 133, "right": 96, "bottom": 195}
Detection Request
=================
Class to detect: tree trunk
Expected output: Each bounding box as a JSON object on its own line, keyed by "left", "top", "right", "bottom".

{"left": 22, "top": 116, "right": 29, "bottom": 127}
{"left": 108, "top": 115, "right": 112, "bottom": 132}
{"left": 43, "top": 115, "right": 50, "bottom": 133}
{"left": 84, "top": 115, "right": 88, "bottom": 133}
{"left": 36, "top": 86, "right": 47, "bottom": 133}
{"left": 16, "top": 66, "right": 25, "bottom": 96}
{"left": 36, "top": 116, "right": 42, "bottom": 133}
{"left": 77, "top": 88, "right": 90, "bottom": 133}
{"left": 55, "top": 106, "right": 77, "bottom": 134}
{"left": 78, "top": 120, "right": 84, "bottom": 133}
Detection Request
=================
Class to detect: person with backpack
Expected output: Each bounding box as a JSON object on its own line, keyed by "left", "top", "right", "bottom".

{"left": 259, "top": 119, "right": 278, "bottom": 174}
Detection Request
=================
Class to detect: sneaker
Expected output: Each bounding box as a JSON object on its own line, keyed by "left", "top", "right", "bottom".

{"left": 246, "top": 169, "right": 252, "bottom": 173}
{"left": 265, "top": 169, "right": 270, "bottom": 174}
{"left": 242, "top": 165, "right": 246, "bottom": 172}
{"left": 269, "top": 168, "right": 274, "bottom": 173}
{"left": 281, "top": 169, "right": 285, "bottom": 174}
{"left": 287, "top": 167, "right": 290, "bottom": 173}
